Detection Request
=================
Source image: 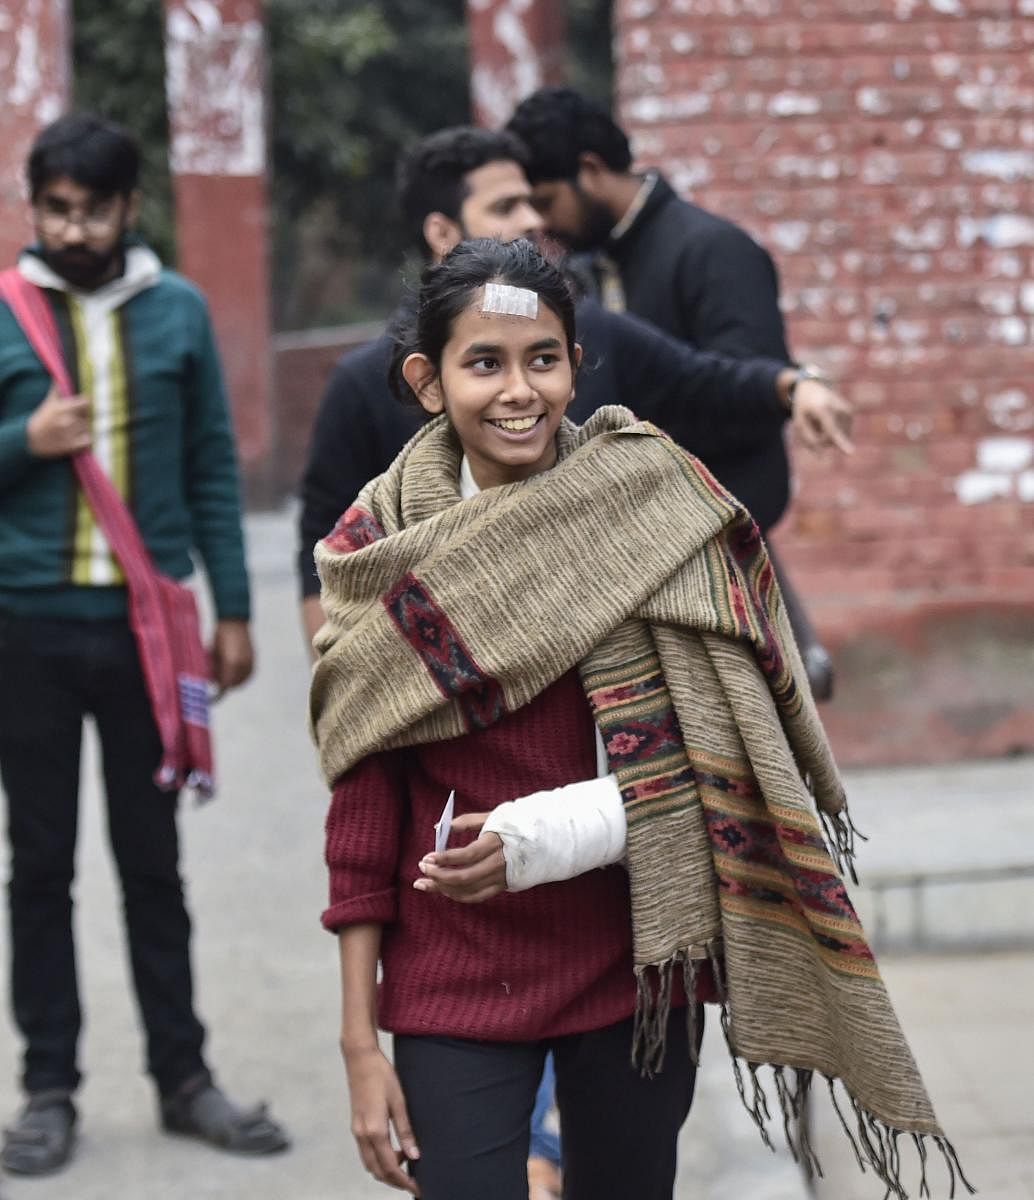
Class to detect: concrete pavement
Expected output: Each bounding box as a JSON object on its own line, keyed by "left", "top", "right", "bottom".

{"left": 0, "top": 509, "right": 1030, "bottom": 1199}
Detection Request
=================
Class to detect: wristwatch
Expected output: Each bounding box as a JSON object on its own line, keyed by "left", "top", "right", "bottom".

{"left": 785, "top": 363, "right": 830, "bottom": 414}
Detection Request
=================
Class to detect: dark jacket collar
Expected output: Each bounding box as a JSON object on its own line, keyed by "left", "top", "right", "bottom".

{"left": 609, "top": 171, "right": 677, "bottom": 257}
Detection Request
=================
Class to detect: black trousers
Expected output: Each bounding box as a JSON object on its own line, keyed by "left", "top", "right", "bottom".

{"left": 394, "top": 1009, "right": 699, "bottom": 1200}
{"left": 0, "top": 613, "right": 208, "bottom": 1097}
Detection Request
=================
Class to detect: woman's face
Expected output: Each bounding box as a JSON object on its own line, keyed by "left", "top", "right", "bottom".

{"left": 404, "top": 287, "right": 580, "bottom": 490}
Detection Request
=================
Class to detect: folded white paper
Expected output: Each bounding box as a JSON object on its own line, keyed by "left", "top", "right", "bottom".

{"left": 434, "top": 790, "right": 455, "bottom": 855}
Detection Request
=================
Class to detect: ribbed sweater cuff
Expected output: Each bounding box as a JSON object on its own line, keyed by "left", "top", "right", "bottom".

{"left": 0, "top": 414, "right": 32, "bottom": 476}
{"left": 321, "top": 888, "right": 397, "bottom": 932}
{"left": 210, "top": 577, "right": 252, "bottom": 622}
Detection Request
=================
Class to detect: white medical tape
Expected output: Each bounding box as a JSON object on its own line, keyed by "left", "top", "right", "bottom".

{"left": 481, "top": 282, "right": 539, "bottom": 319}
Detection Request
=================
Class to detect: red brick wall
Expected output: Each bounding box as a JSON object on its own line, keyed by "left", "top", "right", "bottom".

{"left": 614, "top": 0, "right": 1034, "bottom": 763}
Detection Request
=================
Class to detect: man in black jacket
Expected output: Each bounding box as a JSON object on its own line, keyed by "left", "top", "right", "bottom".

{"left": 507, "top": 88, "right": 838, "bottom": 695}
{"left": 297, "top": 127, "right": 852, "bottom": 644}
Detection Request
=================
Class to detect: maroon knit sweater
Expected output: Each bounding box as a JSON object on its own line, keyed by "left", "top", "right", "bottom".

{"left": 323, "top": 669, "right": 692, "bottom": 1041}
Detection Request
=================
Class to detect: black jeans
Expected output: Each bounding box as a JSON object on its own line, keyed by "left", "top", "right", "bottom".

{"left": 0, "top": 614, "right": 208, "bottom": 1097}
{"left": 394, "top": 1009, "right": 700, "bottom": 1200}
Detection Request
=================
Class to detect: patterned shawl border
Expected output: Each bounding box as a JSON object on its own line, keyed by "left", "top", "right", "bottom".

{"left": 382, "top": 572, "right": 506, "bottom": 732}
{"left": 322, "top": 504, "right": 385, "bottom": 554}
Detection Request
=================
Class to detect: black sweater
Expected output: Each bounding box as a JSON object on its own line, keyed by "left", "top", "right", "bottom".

{"left": 297, "top": 297, "right": 787, "bottom": 597}
{"left": 606, "top": 173, "right": 793, "bottom": 530}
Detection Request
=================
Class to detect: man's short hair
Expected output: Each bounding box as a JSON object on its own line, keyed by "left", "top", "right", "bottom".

{"left": 506, "top": 87, "right": 632, "bottom": 184}
{"left": 396, "top": 126, "right": 529, "bottom": 246}
{"left": 27, "top": 112, "right": 140, "bottom": 202}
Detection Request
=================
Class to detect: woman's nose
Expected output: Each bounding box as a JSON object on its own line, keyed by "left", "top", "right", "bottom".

{"left": 500, "top": 367, "right": 535, "bottom": 401}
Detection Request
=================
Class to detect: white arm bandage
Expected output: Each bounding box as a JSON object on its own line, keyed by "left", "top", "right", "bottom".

{"left": 482, "top": 773, "right": 626, "bottom": 892}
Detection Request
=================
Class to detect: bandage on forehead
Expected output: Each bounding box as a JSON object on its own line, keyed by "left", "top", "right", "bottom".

{"left": 481, "top": 282, "right": 539, "bottom": 319}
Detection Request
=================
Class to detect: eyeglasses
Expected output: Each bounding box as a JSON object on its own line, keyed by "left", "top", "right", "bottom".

{"left": 34, "top": 199, "right": 122, "bottom": 238}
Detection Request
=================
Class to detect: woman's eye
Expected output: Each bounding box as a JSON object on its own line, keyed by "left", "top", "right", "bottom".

{"left": 470, "top": 357, "right": 498, "bottom": 371}
{"left": 531, "top": 353, "right": 558, "bottom": 368}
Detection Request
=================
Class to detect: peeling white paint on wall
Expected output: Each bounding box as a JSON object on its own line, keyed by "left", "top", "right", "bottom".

{"left": 626, "top": 92, "right": 711, "bottom": 124}
{"left": 986, "top": 389, "right": 1033, "bottom": 432}
{"left": 768, "top": 92, "right": 821, "bottom": 116}
{"left": 961, "top": 149, "right": 1034, "bottom": 181}
{"left": 957, "top": 214, "right": 1034, "bottom": 248}
{"left": 669, "top": 160, "right": 713, "bottom": 193}
{"left": 955, "top": 437, "right": 1034, "bottom": 505}
{"left": 165, "top": 2, "right": 266, "bottom": 176}
{"left": 989, "top": 316, "right": 1027, "bottom": 346}
{"left": 470, "top": 0, "right": 548, "bottom": 129}
{"left": 770, "top": 221, "right": 811, "bottom": 253}
{"left": 0, "top": 0, "right": 68, "bottom": 124}
{"left": 976, "top": 437, "right": 1033, "bottom": 474}
{"left": 955, "top": 472, "right": 1013, "bottom": 505}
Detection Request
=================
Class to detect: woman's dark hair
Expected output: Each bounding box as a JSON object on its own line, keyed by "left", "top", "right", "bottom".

{"left": 389, "top": 238, "right": 577, "bottom": 406}
{"left": 27, "top": 113, "right": 140, "bottom": 201}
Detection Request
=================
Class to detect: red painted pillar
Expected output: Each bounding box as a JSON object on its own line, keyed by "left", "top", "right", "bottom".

{"left": 466, "top": 0, "right": 567, "bottom": 128}
{"left": 0, "top": 0, "right": 71, "bottom": 266}
{"left": 163, "top": 0, "right": 273, "bottom": 495}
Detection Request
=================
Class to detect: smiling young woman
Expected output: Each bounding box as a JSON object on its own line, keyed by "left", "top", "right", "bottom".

{"left": 399, "top": 252, "right": 582, "bottom": 490}
{"left": 309, "top": 238, "right": 959, "bottom": 1200}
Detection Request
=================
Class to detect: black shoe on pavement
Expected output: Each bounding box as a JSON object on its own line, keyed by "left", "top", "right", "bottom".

{"left": 803, "top": 643, "right": 835, "bottom": 703}
{"left": 160, "top": 1077, "right": 289, "bottom": 1156}
{"left": 2, "top": 1091, "right": 77, "bottom": 1176}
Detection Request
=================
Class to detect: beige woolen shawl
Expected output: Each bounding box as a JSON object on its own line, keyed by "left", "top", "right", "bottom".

{"left": 311, "top": 408, "right": 970, "bottom": 1198}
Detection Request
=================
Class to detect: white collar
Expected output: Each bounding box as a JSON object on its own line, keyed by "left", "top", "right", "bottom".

{"left": 459, "top": 455, "right": 481, "bottom": 499}
{"left": 609, "top": 171, "right": 658, "bottom": 244}
{"left": 18, "top": 244, "right": 162, "bottom": 311}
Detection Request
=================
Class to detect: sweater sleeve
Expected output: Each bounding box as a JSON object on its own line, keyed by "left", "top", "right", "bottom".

{"left": 322, "top": 750, "right": 409, "bottom": 932}
{"left": 0, "top": 305, "right": 38, "bottom": 492}
{"left": 679, "top": 225, "right": 791, "bottom": 361}
{"left": 297, "top": 354, "right": 380, "bottom": 599}
{"left": 0, "top": 413, "right": 32, "bottom": 492}
{"left": 605, "top": 306, "right": 787, "bottom": 460}
{"left": 182, "top": 297, "right": 251, "bottom": 620}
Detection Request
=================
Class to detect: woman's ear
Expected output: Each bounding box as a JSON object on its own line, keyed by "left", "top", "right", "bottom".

{"left": 567, "top": 342, "right": 583, "bottom": 406}
{"left": 402, "top": 353, "right": 444, "bottom": 415}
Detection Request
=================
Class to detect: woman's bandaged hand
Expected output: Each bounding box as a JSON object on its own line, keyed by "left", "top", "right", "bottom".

{"left": 482, "top": 775, "right": 626, "bottom": 892}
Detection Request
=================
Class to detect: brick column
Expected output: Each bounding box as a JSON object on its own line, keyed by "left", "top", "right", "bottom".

{"left": 163, "top": 0, "right": 273, "bottom": 497}
{"left": 466, "top": 0, "right": 567, "bottom": 127}
{"left": 0, "top": 0, "right": 71, "bottom": 266}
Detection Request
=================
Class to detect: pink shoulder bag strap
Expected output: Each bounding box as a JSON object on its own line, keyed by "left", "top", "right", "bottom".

{"left": 0, "top": 268, "right": 215, "bottom": 797}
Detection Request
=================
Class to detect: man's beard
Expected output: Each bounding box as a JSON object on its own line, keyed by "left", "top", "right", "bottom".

{"left": 41, "top": 240, "right": 125, "bottom": 290}
{"left": 560, "top": 185, "right": 615, "bottom": 252}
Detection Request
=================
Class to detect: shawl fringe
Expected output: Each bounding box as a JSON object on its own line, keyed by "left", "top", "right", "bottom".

{"left": 816, "top": 790, "right": 867, "bottom": 885}
{"left": 634, "top": 950, "right": 975, "bottom": 1200}
{"left": 725, "top": 1041, "right": 975, "bottom": 1198}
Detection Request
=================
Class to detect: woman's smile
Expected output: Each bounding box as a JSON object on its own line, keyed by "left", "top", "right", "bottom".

{"left": 485, "top": 413, "right": 546, "bottom": 437}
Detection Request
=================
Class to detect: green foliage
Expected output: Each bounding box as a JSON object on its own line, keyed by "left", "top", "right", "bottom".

{"left": 266, "top": 0, "right": 471, "bottom": 322}
{"left": 72, "top": 0, "right": 174, "bottom": 262}
{"left": 70, "top": 0, "right": 614, "bottom": 326}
